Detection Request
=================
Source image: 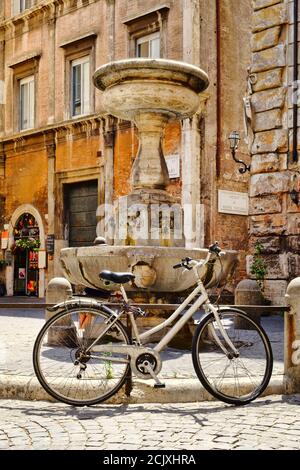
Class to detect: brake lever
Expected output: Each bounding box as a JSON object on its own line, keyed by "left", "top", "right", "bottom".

{"left": 182, "top": 257, "right": 193, "bottom": 270}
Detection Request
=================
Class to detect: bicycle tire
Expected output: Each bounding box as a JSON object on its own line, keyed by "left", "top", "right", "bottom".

{"left": 33, "top": 307, "right": 130, "bottom": 406}
{"left": 192, "top": 308, "right": 273, "bottom": 405}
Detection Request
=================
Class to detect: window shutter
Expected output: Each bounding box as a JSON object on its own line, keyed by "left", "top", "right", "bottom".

{"left": 28, "top": 78, "right": 35, "bottom": 128}
{"left": 82, "top": 60, "right": 90, "bottom": 115}
{"left": 20, "top": 76, "right": 35, "bottom": 130}
{"left": 20, "top": 83, "right": 26, "bottom": 129}
{"left": 13, "top": 0, "right": 20, "bottom": 15}
{"left": 151, "top": 37, "right": 160, "bottom": 59}
{"left": 72, "top": 64, "right": 81, "bottom": 116}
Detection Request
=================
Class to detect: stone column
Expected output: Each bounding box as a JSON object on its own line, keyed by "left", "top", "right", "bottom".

{"left": 46, "top": 137, "right": 56, "bottom": 280}
{"left": 0, "top": 144, "right": 5, "bottom": 179}
{"left": 106, "top": 0, "right": 115, "bottom": 62}
{"left": 47, "top": 5, "right": 56, "bottom": 125}
{"left": 101, "top": 116, "right": 115, "bottom": 244}
{"left": 182, "top": 0, "right": 200, "bottom": 66}
{"left": 182, "top": 1, "right": 203, "bottom": 249}
{"left": 0, "top": 40, "right": 5, "bottom": 135}
{"left": 285, "top": 278, "right": 300, "bottom": 392}
{"left": 181, "top": 116, "right": 203, "bottom": 248}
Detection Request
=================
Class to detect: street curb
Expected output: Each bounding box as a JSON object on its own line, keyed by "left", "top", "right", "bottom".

{"left": 0, "top": 374, "right": 286, "bottom": 404}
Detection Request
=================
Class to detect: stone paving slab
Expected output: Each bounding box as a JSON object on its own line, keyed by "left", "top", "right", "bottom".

{"left": 0, "top": 306, "right": 285, "bottom": 402}
{"left": 0, "top": 394, "right": 299, "bottom": 450}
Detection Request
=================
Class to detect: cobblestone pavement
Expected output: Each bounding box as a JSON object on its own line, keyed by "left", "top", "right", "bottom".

{"left": 0, "top": 394, "right": 300, "bottom": 450}
{"left": 0, "top": 307, "right": 284, "bottom": 378}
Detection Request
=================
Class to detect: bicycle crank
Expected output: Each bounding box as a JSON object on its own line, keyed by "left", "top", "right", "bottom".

{"left": 91, "top": 344, "right": 162, "bottom": 380}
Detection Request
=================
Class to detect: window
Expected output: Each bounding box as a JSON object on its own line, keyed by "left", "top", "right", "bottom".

{"left": 71, "top": 56, "right": 90, "bottom": 117}
{"left": 19, "top": 75, "right": 35, "bottom": 130}
{"left": 123, "top": 6, "right": 169, "bottom": 58}
{"left": 13, "top": 0, "right": 32, "bottom": 15}
{"left": 136, "top": 32, "right": 160, "bottom": 58}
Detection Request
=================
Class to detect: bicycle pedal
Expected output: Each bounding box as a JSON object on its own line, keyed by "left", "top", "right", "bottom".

{"left": 154, "top": 383, "right": 165, "bottom": 389}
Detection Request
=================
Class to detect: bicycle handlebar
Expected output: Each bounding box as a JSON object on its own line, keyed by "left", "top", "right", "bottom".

{"left": 172, "top": 242, "right": 222, "bottom": 270}
{"left": 173, "top": 257, "right": 193, "bottom": 270}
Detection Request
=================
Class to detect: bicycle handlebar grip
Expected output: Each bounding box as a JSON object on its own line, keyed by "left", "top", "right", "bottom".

{"left": 173, "top": 262, "right": 183, "bottom": 269}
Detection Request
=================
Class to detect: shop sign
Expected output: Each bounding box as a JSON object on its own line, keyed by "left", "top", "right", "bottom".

{"left": 1, "top": 230, "right": 8, "bottom": 249}
{"left": 46, "top": 234, "right": 55, "bottom": 254}
{"left": 5, "top": 250, "right": 13, "bottom": 265}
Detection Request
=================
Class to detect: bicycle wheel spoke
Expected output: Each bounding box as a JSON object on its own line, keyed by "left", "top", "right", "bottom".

{"left": 192, "top": 310, "right": 273, "bottom": 405}
{"left": 33, "top": 308, "right": 130, "bottom": 406}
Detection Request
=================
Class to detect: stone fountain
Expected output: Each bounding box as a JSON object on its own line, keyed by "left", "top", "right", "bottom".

{"left": 60, "top": 59, "right": 237, "bottom": 294}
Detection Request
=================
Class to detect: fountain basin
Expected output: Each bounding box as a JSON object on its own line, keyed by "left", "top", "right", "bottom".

{"left": 60, "top": 246, "right": 237, "bottom": 293}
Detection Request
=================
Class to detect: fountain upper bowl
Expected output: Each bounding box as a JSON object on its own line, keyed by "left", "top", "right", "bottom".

{"left": 93, "top": 59, "right": 209, "bottom": 121}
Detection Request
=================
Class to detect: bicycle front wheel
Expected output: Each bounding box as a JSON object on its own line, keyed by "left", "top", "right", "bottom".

{"left": 33, "top": 307, "right": 130, "bottom": 406}
{"left": 192, "top": 308, "right": 273, "bottom": 405}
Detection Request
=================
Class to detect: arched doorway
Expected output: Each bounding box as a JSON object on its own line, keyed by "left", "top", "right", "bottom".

{"left": 6, "top": 204, "right": 46, "bottom": 298}
{"left": 13, "top": 213, "right": 40, "bottom": 296}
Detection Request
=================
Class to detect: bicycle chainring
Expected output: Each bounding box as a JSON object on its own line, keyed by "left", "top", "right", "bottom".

{"left": 132, "top": 350, "right": 162, "bottom": 379}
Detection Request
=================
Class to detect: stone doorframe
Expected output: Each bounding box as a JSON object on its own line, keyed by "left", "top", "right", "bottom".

{"left": 6, "top": 204, "right": 46, "bottom": 298}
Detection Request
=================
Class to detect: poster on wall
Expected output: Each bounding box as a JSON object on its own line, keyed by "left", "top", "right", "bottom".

{"left": 18, "top": 268, "right": 26, "bottom": 280}
{"left": 1, "top": 231, "right": 8, "bottom": 249}
{"left": 165, "top": 154, "right": 180, "bottom": 179}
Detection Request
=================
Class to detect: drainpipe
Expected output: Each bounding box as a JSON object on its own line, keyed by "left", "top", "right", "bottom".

{"left": 293, "top": 0, "right": 298, "bottom": 162}
{"left": 216, "top": 0, "right": 221, "bottom": 176}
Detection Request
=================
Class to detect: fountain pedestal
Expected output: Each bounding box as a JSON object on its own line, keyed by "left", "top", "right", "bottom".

{"left": 93, "top": 59, "right": 209, "bottom": 249}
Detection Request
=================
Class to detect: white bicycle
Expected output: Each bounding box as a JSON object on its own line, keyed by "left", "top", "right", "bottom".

{"left": 33, "top": 243, "right": 273, "bottom": 406}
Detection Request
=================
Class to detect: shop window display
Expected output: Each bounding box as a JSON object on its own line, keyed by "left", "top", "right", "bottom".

{"left": 13, "top": 213, "right": 40, "bottom": 296}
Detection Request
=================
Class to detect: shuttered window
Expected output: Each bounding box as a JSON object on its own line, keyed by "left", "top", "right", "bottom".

{"left": 13, "top": 0, "right": 32, "bottom": 15}
{"left": 20, "top": 75, "right": 35, "bottom": 131}
{"left": 136, "top": 32, "right": 160, "bottom": 58}
{"left": 71, "top": 56, "right": 90, "bottom": 117}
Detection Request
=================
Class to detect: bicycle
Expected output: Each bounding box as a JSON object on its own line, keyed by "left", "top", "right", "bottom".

{"left": 33, "top": 242, "right": 273, "bottom": 407}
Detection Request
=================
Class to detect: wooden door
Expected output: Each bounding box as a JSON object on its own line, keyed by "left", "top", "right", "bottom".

{"left": 64, "top": 180, "right": 98, "bottom": 247}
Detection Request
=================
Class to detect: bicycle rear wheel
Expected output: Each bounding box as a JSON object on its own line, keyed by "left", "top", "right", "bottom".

{"left": 192, "top": 308, "right": 273, "bottom": 405}
{"left": 33, "top": 307, "right": 130, "bottom": 406}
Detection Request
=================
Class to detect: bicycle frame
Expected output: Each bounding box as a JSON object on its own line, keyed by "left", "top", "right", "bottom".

{"left": 86, "top": 260, "right": 239, "bottom": 357}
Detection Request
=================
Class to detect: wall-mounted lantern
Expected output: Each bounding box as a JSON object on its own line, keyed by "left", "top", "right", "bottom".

{"left": 228, "top": 131, "right": 250, "bottom": 174}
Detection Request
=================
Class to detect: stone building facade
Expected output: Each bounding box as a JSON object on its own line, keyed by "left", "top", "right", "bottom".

{"left": 0, "top": 0, "right": 251, "bottom": 298}
{"left": 247, "top": 0, "right": 300, "bottom": 304}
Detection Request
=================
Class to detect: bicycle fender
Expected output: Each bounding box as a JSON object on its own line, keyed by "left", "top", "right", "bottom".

{"left": 46, "top": 297, "right": 113, "bottom": 315}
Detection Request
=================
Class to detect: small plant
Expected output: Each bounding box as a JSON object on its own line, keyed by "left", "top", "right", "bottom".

{"left": 14, "top": 238, "right": 40, "bottom": 252}
{"left": 250, "top": 243, "right": 268, "bottom": 292}
{"left": 0, "top": 259, "right": 5, "bottom": 268}
{"left": 104, "top": 352, "right": 114, "bottom": 380}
